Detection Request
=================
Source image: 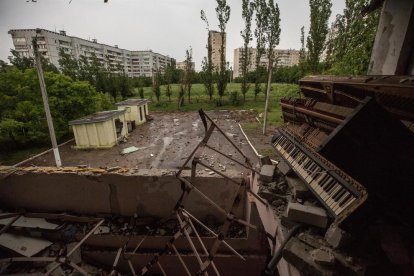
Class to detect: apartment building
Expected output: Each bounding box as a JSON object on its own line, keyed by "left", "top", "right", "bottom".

{"left": 176, "top": 61, "right": 195, "bottom": 71}
{"left": 8, "top": 29, "right": 175, "bottom": 77}
{"left": 233, "top": 47, "right": 300, "bottom": 78}
{"left": 209, "top": 30, "right": 226, "bottom": 72}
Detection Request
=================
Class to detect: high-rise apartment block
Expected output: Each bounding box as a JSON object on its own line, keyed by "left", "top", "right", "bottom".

{"left": 233, "top": 47, "right": 300, "bottom": 78}
{"left": 8, "top": 29, "right": 175, "bottom": 77}
{"left": 209, "top": 30, "right": 226, "bottom": 72}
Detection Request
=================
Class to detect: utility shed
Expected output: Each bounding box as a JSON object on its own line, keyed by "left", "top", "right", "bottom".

{"left": 115, "top": 98, "right": 149, "bottom": 126}
{"left": 69, "top": 110, "right": 128, "bottom": 149}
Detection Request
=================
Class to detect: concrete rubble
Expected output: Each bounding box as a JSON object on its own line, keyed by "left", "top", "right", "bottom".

{"left": 286, "top": 202, "right": 328, "bottom": 228}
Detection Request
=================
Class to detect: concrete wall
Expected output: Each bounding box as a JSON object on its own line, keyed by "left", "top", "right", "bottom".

{"left": 0, "top": 168, "right": 245, "bottom": 222}
{"left": 368, "top": 0, "right": 414, "bottom": 75}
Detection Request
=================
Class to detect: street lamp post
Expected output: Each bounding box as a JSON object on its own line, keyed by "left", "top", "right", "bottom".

{"left": 32, "top": 29, "right": 62, "bottom": 167}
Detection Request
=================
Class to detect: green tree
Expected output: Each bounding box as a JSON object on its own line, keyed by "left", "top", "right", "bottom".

{"left": 139, "top": 87, "right": 145, "bottom": 99}
{"left": 299, "top": 26, "right": 306, "bottom": 63}
{"left": 0, "top": 66, "right": 111, "bottom": 151}
{"left": 0, "top": 60, "right": 9, "bottom": 73}
{"left": 164, "top": 63, "right": 174, "bottom": 102}
{"left": 152, "top": 69, "right": 161, "bottom": 102}
{"left": 262, "top": 0, "right": 281, "bottom": 135}
{"left": 325, "top": 0, "right": 379, "bottom": 75}
{"left": 184, "top": 48, "right": 193, "bottom": 103}
{"left": 254, "top": 0, "right": 268, "bottom": 100}
{"left": 200, "top": 10, "right": 215, "bottom": 101}
{"left": 8, "top": 49, "right": 34, "bottom": 71}
{"left": 215, "top": 0, "right": 231, "bottom": 105}
{"left": 240, "top": 0, "right": 255, "bottom": 101}
{"left": 58, "top": 48, "right": 79, "bottom": 80}
{"left": 307, "top": 0, "right": 332, "bottom": 73}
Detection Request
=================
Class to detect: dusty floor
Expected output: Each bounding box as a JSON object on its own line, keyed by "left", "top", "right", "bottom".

{"left": 25, "top": 111, "right": 262, "bottom": 169}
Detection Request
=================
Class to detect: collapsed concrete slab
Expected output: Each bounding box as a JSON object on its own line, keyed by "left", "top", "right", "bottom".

{"left": 0, "top": 166, "right": 267, "bottom": 275}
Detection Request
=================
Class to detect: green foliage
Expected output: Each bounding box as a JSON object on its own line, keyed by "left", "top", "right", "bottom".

{"left": 200, "top": 10, "right": 216, "bottom": 101}
{"left": 139, "top": 87, "right": 145, "bottom": 99}
{"left": 8, "top": 49, "right": 34, "bottom": 71}
{"left": 264, "top": 0, "right": 281, "bottom": 94}
{"left": 0, "top": 66, "right": 111, "bottom": 151}
{"left": 0, "top": 60, "right": 9, "bottom": 73}
{"left": 307, "top": 0, "right": 332, "bottom": 73}
{"left": 240, "top": 0, "right": 255, "bottom": 101}
{"left": 229, "top": 91, "right": 241, "bottom": 106}
{"left": 133, "top": 83, "right": 300, "bottom": 125}
{"left": 215, "top": 0, "right": 231, "bottom": 105}
{"left": 183, "top": 48, "right": 194, "bottom": 103}
{"left": 325, "top": 0, "right": 380, "bottom": 75}
{"left": 254, "top": 0, "right": 268, "bottom": 100}
{"left": 57, "top": 50, "right": 132, "bottom": 100}
{"left": 152, "top": 70, "right": 162, "bottom": 102}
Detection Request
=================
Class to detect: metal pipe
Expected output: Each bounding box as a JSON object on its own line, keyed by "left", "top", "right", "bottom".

{"left": 187, "top": 215, "right": 220, "bottom": 276}
{"left": 176, "top": 213, "right": 207, "bottom": 276}
{"left": 264, "top": 224, "right": 303, "bottom": 276}
{"left": 171, "top": 244, "right": 192, "bottom": 276}
{"left": 45, "top": 219, "right": 104, "bottom": 275}
{"left": 181, "top": 209, "right": 245, "bottom": 261}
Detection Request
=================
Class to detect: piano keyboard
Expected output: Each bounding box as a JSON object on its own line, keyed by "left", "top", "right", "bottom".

{"left": 272, "top": 129, "right": 367, "bottom": 223}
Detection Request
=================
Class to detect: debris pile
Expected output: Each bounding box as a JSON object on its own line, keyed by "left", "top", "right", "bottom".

{"left": 256, "top": 153, "right": 414, "bottom": 275}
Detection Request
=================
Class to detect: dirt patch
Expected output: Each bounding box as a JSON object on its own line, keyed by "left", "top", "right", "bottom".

{"left": 240, "top": 124, "right": 281, "bottom": 161}
{"left": 23, "top": 111, "right": 260, "bottom": 169}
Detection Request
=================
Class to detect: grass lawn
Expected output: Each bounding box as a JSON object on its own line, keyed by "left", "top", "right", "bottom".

{"left": 3, "top": 82, "right": 299, "bottom": 166}
{"left": 133, "top": 82, "right": 300, "bottom": 126}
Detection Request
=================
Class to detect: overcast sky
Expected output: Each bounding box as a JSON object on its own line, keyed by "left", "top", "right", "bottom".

{"left": 0, "top": 0, "right": 345, "bottom": 70}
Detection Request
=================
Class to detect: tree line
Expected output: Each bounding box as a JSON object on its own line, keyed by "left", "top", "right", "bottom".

{"left": 0, "top": 0, "right": 380, "bottom": 154}
{"left": 0, "top": 51, "right": 112, "bottom": 152}
{"left": 233, "top": 0, "right": 380, "bottom": 98}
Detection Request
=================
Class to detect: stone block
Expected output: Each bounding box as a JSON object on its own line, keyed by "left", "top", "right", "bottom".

{"left": 259, "top": 155, "right": 272, "bottom": 166}
{"left": 325, "top": 224, "right": 351, "bottom": 249}
{"left": 277, "top": 160, "right": 292, "bottom": 175}
{"left": 285, "top": 176, "right": 310, "bottom": 199}
{"left": 287, "top": 202, "right": 328, "bottom": 228}
{"left": 283, "top": 237, "right": 334, "bottom": 276}
{"left": 260, "top": 165, "right": 275, "bottom": 182}
{"left": 311, "top": 248, "right": 335, "bottom": 266}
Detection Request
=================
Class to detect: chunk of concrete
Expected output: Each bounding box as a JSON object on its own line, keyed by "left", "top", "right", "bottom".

{"left": 285, "top": 176, "right": 310, "bottom": 199}
{"left": 325, "top": 224, "right": 351, "bottom": 249}
{"left": 260, "top": 165, "right": 276, "bottom": 182}
{"left": 283, "top": 237, "right": 334, "bottom": 276}
{"left": 287, "top": 202, "right": 328, "bottom": 228}
{"left": 260, "top": 155, "right": 272, "bottom": 166}
{"left": 277, "top": 160, "right": 292, "bottom": 175}
{"left": 311, "top": 248, "right": 335, "bottom": 266}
